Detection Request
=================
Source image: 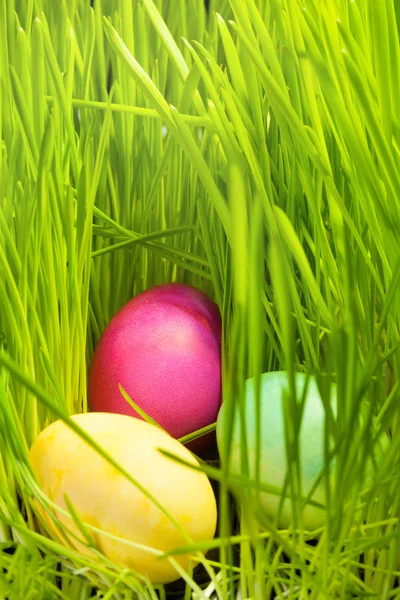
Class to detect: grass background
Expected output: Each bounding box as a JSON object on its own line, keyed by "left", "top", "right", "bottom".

{"left": 1, "top": 0, "right": 400, "bottom": 598}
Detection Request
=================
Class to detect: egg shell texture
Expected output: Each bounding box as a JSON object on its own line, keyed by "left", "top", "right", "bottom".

{"left": 29, "top": 413, "right": 217, "bottom": 583}
{"left": 89, "top": 284, "right": 222, "bottom": 440}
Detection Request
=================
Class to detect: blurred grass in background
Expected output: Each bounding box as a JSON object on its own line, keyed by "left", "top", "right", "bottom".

{"left": 1, "top": 0, "right": 400, "bottom": 598}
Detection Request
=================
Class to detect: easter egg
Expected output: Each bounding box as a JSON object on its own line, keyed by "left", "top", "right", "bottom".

{"left": 217, "top": 371, "right": 383, "bottom": 530}
{"left": 89, "top": 284, "right": 222, "bottom": 442}
{"left": 29, "top": 413, "right": 217, "bottom": 584}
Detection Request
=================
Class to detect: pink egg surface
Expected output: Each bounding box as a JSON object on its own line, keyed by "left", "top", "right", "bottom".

{"left": 89, "top": 283, "right": 222, "bottom": 442}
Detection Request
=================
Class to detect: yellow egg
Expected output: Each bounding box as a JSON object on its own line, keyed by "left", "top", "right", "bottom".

{"left": 29, "top": 413, "right": 217, "bottom": 583}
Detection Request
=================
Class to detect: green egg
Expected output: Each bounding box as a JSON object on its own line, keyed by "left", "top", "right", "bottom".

{"left": 217, "top": 371, "right": 382, "bottom": 530}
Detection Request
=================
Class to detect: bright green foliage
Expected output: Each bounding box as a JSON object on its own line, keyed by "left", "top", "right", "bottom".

{"left": 0, "top": 0, "right": 400, "bottom": 598}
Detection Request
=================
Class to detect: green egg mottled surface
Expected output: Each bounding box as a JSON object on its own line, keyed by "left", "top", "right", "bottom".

{"left": 217, "top": 371, "right": 336, "bottom": 530}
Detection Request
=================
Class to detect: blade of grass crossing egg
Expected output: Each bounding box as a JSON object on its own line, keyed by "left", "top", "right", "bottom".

{"left": 220, "top": 161, "right": 249, "bottom": 598}
{"left": 246, "top": 196, "right": 268, "bottom": 600}
{"left": 268, "top": 232, "right": 302, "bottom": 532}
{"left": 0, "top": 353, "right": 193, "bottom": 542}
{"left": 248, "top": 196, "right": 265, "bottom": 498}
{"left": 118, "top": 385, "right": 163, "bottom": 430}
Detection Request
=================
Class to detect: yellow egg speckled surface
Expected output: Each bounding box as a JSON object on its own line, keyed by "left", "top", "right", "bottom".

{"left": 29, "top": 413, "right": 217, "bottom": 584}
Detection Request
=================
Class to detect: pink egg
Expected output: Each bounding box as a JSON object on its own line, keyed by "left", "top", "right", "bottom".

{"left": 89, "top": 283, "right": 222, "bottom": 442}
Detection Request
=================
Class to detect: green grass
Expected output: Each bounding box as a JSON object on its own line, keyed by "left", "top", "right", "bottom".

{"left": 1, "top": 0, "right": 400, "bottom": 597}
